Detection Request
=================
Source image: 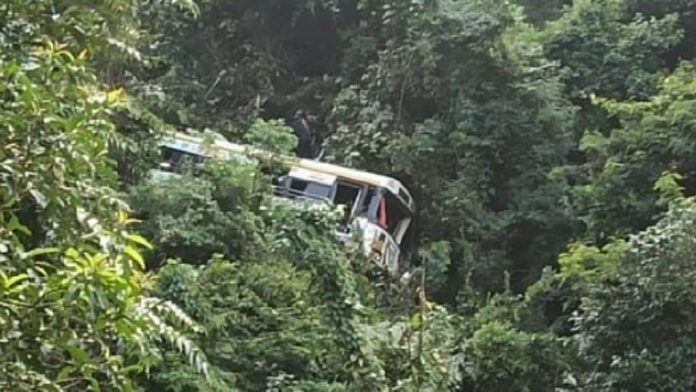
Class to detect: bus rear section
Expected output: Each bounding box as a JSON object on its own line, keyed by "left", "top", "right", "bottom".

{"left": 272, "top": 166, "right": 414, "bottom": 276}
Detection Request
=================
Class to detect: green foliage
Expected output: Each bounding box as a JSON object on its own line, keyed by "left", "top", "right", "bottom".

{"left": 420, "top": 241, "right": 451, "bottom": 295}
{"left": 557, "top": 241, "right": 626, "bottom": 280}
{"left": 542, "top": 0, "right": 683, "bottom": 101}
{"left": 133, "top": 0, "right": 344, "bottom": 130}
{"left": 128, "top": 174, "right": 264, "bottom": 265}
{"left": 8, "top": 0, "right": 696, "bottom": 390}
{"left": 515, "top": 0, "right": 571, "bottom": 25}
{"left": 654, "top": 170, "right": 686, "bottom": 203}
{"left": 570, "top": 198, "right": 696, "bottom": 390}
{"left": 512, "top": 241, "right": 628, "bottom": 338}
{"left": 243, "top": 118, "right": 298, "bottom": 155}
{"left": 129, "top": 0, "right": 581, "bottom": 300}
{"left": 145, "top": 257, "right": 326, "bottom": 391}
{"left": 131, "top": 176, "right": 460, "bottom": 390}
{"left": 122, "top": 132, "right": 464, "bottom": 390}
{"left": 563, "top": 64, "right": 696, "bottom": 237}
{"left": 124, "top": 1, "right": 696, "bottom": 389}
{"left": 1, "top": 51, "right": 116, "bottom": 248}
{"left": 323, "top": 0, "right": 578, "bottom": 296}
{"left": 0, "top": 1, "right": 208, "bottom": 389}
{"left": 458, "top": 321, "right": 566, "bottom": 392}
{"left": 263, "top": 201, "right": 390, "bottom": 389}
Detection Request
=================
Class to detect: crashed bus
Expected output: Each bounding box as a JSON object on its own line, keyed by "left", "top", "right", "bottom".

{"left": 151, "top": 131, "right": 415, "bottom": 276}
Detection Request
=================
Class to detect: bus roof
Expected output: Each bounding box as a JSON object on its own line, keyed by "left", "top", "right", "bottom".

{"left": 164, "top": 131, "right": 415, "bottom": 210}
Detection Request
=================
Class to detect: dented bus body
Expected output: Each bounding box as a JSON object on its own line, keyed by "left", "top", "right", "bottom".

{"left": 151, "top": 131, "right": 415, "bottom": 276}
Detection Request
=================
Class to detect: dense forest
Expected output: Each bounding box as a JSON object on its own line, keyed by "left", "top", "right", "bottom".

{"left": 2, "top": 0, "right": 696, "bottom": 390}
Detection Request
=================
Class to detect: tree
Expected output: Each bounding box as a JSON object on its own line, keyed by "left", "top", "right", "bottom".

{"left": 571, "top": 198, "right": 696, "bottom": 390}
{"left": 560, "top": 64, "right": 696, "bottom": 238}
{"left": 515, "top": 0, "right": 571, "bottom": 26}
{"left": 325, "top": 0, "right": 577, "bottom": 295}
{"left": 542, "top": 0, "right": 684, "bottom": 102}
{"left": 0, "top": 1, "right": 206, "bottom": 390}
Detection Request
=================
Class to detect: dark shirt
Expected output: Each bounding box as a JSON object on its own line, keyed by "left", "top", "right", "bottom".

{"left": 289, "top": 116, "right": 315, "bottom": 158}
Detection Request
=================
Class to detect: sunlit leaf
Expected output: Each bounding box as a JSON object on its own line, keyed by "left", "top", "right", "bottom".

{"left": 126, "top": 234, "right": 153, "bottom": 250}
{"left": 124, "top": 246, "right": 145, "bottom": 269}
{"left": 29, "top": 189, "right": 48, "bottom": 208}
{"left": 22, "top": 247, "right": 60, "bottom": 260}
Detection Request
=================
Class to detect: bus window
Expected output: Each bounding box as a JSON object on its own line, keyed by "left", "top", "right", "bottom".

{"left": 358, "top": 188, "right": 411, "bottom": 241}
{"left": 160, "top": 147, "right": 178, "bottom": 171}
{"left": 160, "top": 147, "right": 205, "bottom": 174}
{"left": 288, "top": 178, "right": 333, "bottom": 201}
{"left": 334, "top": 182, "right": 362, "bottom": 223}
{"left": 384, "top": 192, "right": 411, "bottom": 243}
{"left": 356, "top": 188, "right": 374, "bottom": 217}
{"left": 356, "top": 188, "right": 389, "bottom": 228}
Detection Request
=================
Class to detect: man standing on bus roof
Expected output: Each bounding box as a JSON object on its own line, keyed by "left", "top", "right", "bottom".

{"left": 289, "top": 110, "right": 316, "bottom": 159}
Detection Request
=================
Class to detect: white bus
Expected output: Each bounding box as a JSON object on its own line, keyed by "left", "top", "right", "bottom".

{"left": 151, "top": 131, "right": 415, "bottom": 276}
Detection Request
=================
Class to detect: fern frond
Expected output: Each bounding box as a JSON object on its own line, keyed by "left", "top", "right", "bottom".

{"left": 135, "top": 297, "right": 210, "bottom": 378}
{"left": 138, "top": 296, "right": 203, "bottom": 333}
